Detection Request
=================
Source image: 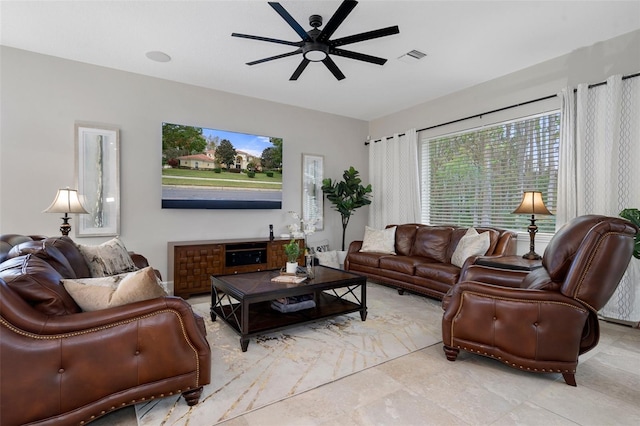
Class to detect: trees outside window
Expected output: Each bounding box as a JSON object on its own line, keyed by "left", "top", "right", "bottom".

{"left": 421, "top": 112, "right": 559, "bottom": 233}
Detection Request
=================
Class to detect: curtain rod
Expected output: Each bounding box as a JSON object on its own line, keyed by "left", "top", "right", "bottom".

{"left": 366, "top": 71, "right": 640, "bottom": 145}
{"left": 365, "top": 93, "right": 555, "bottom": 144}
{"left": 587, "top": 71, "right": 639, "bottom": 89}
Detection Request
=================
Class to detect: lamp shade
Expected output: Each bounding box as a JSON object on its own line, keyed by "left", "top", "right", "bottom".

{"left": 43, "top": 188, "right": 89, "bottom": 214}
{"left": 512, "top": 191, "right": 552, "bottom": 215}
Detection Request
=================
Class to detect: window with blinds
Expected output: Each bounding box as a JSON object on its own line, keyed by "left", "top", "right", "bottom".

{"left": 420, "top": 111, "right": 559, "bottom": 233}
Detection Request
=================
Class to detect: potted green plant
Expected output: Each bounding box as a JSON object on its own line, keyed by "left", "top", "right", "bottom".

{"left": 322, "top": 166, "right": 372, "bottom": 251}
{"left": 619, "top": 208, "right": 640, "bottom": 259}
{"left": 284, "top": 239, "right": 301, "bottom": 273}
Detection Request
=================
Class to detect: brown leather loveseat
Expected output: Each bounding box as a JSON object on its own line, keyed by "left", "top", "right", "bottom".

{"left": 0, "top": 235, "right": 211, "bottom": 425}
{"left": 345, "top": 224, "right": 517, "bottom": 299}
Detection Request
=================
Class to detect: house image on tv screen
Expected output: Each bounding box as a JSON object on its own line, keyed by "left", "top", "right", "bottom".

{"left": 161, "top": 122, "right": 283, "bottom": 209}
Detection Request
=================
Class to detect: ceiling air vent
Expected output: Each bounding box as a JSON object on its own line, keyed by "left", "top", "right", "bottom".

{"left": 397, "top": 49, "right": 427, "bottom": 63}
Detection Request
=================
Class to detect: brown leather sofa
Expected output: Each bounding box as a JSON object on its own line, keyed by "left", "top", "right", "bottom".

{"left": 345, "top": 224, "right": 517, "bottom": 299}
{"left": 0, "top": 235, "right": 211, "bottom": 425}
{"left": 442, "top": 215, "right": 637, "bottom": 386}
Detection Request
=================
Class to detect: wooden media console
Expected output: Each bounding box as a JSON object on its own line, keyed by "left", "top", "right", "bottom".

{"left": 168, "top": 237, "right": 303, "bottom": 299}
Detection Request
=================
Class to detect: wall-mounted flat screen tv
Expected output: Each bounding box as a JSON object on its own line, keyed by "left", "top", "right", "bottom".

{"left": 162, "top": 122, "right": 283, "bottom": 209}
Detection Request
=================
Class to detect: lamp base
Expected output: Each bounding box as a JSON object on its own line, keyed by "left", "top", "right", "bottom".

{"left": 59, "top": 214, "right": 71, "bottom": 236}
{"left": 522, "top": 251, "right": 541, "bottom": 260}
{"left": 522, "top": 215, "right": 541, "bottom": 261}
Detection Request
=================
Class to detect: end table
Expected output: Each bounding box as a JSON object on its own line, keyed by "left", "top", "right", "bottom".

{"left": 475, "top": 255, "right": 543, "bottom": 271}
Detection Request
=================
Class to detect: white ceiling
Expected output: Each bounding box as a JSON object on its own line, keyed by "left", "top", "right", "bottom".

{"left": 2, "top": 0, "right": 639, "bottom": 121}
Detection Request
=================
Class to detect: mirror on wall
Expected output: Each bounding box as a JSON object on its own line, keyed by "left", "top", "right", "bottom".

{"left": 302, "top": 154, "right": 324, "bottom": 230}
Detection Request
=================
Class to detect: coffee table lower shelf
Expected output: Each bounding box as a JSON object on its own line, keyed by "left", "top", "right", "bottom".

{"left": 211, "top": 291, "right": 365, "bottom": 351}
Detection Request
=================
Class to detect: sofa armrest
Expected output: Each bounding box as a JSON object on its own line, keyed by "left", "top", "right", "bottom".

{"left": 459, "top": 263, "right": 528, "bottom": 287}
{"left": 1, "top": 280, "right": 198, "bottom": 337}
{"left": 129, "top": 252, "right": 162, "bottom": 280}
{"left": 129, "top": 252, "right": 149, "bottom": 269}
{"left": 442, "top": 280, "right": 589, "bottom": 351}
{"left": 344, "top": 241, "right": 363, "bottom": 271}
{"left": 347, "top": 240, "right": 363, "bottom": 253}
{"left": 493, "top": 230, "right": 518, "bottom": 256}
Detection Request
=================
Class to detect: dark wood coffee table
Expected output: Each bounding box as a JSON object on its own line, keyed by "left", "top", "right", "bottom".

{"left": 210, "top": 266, "right": 367, "bottom": 351}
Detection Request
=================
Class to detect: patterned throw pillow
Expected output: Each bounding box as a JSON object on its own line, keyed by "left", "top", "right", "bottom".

{"left": 360, "top": 226, "right": 397, "bottom": 255}
{"left": 77, "top": 237, "right": 138, "bottom": 277}
{"left": 307, "top": 239, "right": 331, "bottom": 256}
{"left": 450, "top": 227, "right": 491, "bottom": 268}
{"left": 62, "top": 266, "right": 167, "bottom": 311}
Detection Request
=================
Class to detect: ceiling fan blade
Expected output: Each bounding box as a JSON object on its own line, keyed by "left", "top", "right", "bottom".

{"left": 290, "top": 59, "right": 310, "bottom": 81}
{"left": 232, "top": 33, "right": 301, "bottom": 47}
{"left": 332, "top": 48, "right": 387, "bottom": 65}
{"left": 331, "top": 26, "right": 400, "bottom": 47}
{"left": 247, "top": 49, "right": 302, "bottom": 66}
{"left": 268, "top": 2, "right": 312, "bottom": 42}
{"left": 317, "top": 0, "right": 358, "bottom": 43}
{"left": 322, "top": 56, "right": 346, "bottom": 81}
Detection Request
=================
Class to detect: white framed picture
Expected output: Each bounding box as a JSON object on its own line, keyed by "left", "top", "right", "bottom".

{"left": 75, "top": 123, "right": 120, "bottom": 237}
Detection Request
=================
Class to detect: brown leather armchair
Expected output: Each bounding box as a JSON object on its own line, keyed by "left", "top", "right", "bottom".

{"left": 442, "top": 215, "right": 637, "bottom": 386}
{"left": 0, "top": 235, "right": 211, "bottom": 425}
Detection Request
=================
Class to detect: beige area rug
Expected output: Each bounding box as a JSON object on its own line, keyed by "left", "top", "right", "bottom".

{"left": 136, "top": 283, "right": 443, "bottom": 425}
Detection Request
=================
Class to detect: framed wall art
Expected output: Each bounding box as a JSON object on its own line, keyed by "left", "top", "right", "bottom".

{"left": 75, "top": 123, "right": 120, "bottom": 237}
{"left": 302, "top": 153, "right": 324, "bottom": 231}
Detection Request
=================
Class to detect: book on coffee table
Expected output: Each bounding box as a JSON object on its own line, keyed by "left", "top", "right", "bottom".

{"left": 271, "top": 274, "right": 307, "bottom": 284}
{"left": 271, "top": 294, "right": 316, "bottom": 313}
{"left": 271, "top": 299, "right": 315, "bottom": 313}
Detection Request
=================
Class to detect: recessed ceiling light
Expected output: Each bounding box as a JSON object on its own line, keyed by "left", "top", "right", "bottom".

{"left": 145, "top": 51, "right": 171, "bottom": 63}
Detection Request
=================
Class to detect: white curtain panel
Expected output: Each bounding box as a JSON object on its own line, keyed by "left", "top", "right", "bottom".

{"left": 558, "top": 75, "right": 640, "bottom": 323}
{"left": 368, "top": 129, "right": 421, "bottom": 229}
{"left": 556, "top": 87, "right": 578, "bottom": 227}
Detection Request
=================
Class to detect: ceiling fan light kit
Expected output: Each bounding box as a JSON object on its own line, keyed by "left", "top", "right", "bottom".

{"left": 303, "top": 43, "right": 328, "bottom": 62}
{"left": 232, "top": 0, "right": 400, "bottom": 81}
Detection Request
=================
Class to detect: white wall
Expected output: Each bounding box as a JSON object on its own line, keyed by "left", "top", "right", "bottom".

{"left": 369, "top": 29, "right": 640, "bottom": 255}
{"left": 370, "top": 29, "right": 640, "bottom": 138}
{"left": 0, "top": 46, "right": 369, "bottom": 279}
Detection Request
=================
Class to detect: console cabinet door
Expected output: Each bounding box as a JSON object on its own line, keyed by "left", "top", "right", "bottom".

{"left": 267, "top": 240, "right": 303, "bottom": 269}
{"left": 174, "top": 244, "right": 224, "bottom": 298}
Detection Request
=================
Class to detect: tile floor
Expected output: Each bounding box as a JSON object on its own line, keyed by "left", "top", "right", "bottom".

{"left": 94, "top": 293, "right": 640, "bottom": 426}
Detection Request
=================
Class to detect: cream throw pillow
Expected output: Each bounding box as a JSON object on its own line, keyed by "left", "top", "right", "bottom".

{"left": 77, "top": 237, "right": 138, "bottom": 277}
{"left": 62, "top": 266, "right": 167, "bottom": 311}
{"left": 451, "top": 227, "right": 491, "bottom": 268}
{"left": 360, "top": 226, "right": 397, "bottom": 255}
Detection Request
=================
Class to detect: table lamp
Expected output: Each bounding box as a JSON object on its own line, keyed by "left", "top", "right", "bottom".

{"left": 43, "top": 188, "right": 89, "bottom": 236}
{"left": 512, "top": 191, "right": 552, "bottom": 260}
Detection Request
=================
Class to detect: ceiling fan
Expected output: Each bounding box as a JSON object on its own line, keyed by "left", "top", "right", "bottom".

{"left": 231, "top": 0, "right": 400, "bottom": 81}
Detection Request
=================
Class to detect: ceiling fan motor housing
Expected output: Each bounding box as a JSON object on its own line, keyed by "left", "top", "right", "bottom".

{"left": 309, "top": 14, "right": 323, "bottom": 28}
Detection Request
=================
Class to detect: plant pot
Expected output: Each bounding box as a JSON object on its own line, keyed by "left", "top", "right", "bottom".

{"left": 336, "top": 251, "right": 348, "bottom": 269}
{"left": 286, "top": 262, "right": 298, "bottom": 274}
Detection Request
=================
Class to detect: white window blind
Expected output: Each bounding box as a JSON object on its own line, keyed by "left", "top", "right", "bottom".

{"left": 420, "top": 112, "right": 559, "bottom": 233}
